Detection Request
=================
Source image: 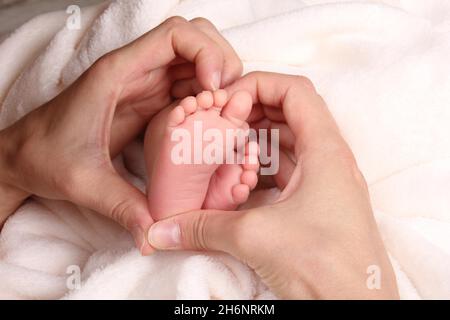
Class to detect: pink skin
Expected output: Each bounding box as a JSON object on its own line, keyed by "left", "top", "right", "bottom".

{"left": 144, "top": 90, "right": 259, "bottom": 221}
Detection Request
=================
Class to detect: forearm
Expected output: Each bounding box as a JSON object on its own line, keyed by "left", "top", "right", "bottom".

{"left": 0, "top": 128, "right": 30, "bottom": 227}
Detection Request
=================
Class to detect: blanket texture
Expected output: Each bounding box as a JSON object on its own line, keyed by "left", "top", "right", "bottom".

{"left": 1, "top": 0, "right": 450, "bottom": 299}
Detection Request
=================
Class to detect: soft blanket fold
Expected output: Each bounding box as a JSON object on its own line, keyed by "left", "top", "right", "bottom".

{"left": 1, "top": 0, "right": 450, "bottom": 299}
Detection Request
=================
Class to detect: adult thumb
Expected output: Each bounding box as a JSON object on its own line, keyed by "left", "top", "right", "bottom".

{"left": 76, "top": 168, "right": 154, "bottom": 255}
{"left": 148, "top": 209, "right": 242, "bottom": 254}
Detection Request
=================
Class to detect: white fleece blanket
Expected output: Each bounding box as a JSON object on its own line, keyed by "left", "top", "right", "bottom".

{"left": 1, "top": 0, "right": 450, "bottom": 300}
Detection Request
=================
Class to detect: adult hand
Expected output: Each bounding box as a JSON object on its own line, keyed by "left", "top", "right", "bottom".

{"left": 0, "top": 17, "right": 242, "bottom": 255}
{"left": 147, "top": 72, "right": 399, "bottom": 299}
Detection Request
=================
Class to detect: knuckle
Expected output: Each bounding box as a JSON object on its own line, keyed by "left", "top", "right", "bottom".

{"left": 293, "top": 75, "right": 316, "bottom": 92}
{"left": 189, "top": 212, "right": 210, "bottom": 250}
{"left": 95, "top": 52, "right": 113, "bottom": 69}
{"left": 92, "top": 51, "right": 120, "bottom": 77}
{"left": 190, "top": 17, "right": 214, "bottom": 29}
{"left": 245, "top": 71, "right": 266, "bottom": 84}
{"left": 247, "top": 71, "right": 265, "bottom": 79}
{"left": 52, "top": 164, "right": 84, "bottom": 198}
{"left": 165, "top": 16, "right": 188, "bottom": 28}
{"left": 109, "top": 199, "right": 135, "bottom": 228}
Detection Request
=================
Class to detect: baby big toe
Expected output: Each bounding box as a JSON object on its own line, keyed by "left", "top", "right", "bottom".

{"left": 221, "top": 91, "right": 253, "bottom": 127}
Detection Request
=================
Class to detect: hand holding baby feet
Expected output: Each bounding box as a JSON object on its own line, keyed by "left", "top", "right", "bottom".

{"left": 145, "top": 90, "right": 259, "bottom": 221}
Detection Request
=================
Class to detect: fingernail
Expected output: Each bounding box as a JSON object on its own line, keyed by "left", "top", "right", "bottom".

{"left": 131, "top": 225, "right": 146, "bottom": 254}
{"left": 211, "top": 71, "right": 222, "bottom": 91}
{"left": 220, "top": 72, "right": 233, "bottom": 87}
{"left": 148, "top": 222, "right": 181, "bottom": 249}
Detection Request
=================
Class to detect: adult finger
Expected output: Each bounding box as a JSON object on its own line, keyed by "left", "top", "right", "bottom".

{"left": 225, "top": 72, "right": 354, "bottom": 163}
{"left": 190, "top": 17, "right": 243, "bottom": 87}
{"left": 106, "top": 16, "right": 230, "bottom": 90}
{"left": 73, "top": 167, "right": 155, "bottom": 256}
{"left": 148, "top": 209, "right": 244, "bottom": 255}
{"left": 225, "top": 72, "right": 362, "bottom": 202}
{"left": 169, "top": 62, "right": 196, "bottom": 81}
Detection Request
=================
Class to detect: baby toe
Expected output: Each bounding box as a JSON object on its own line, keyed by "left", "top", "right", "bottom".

{"left": 243, "top": 141, "right": 260, "bottom": 171}
{"left": 180, "top": 96, "right": 198, "bottom": 115}
{"left": 197, "top": 91, "right": 214, "bottom": 109}
{"left": 241, "top": 170, "right": 258, "bottom": 190}
{"left": 213, "top": 89, "right": 228, "bottom": 108}
{"left": 232, "top": 184, "right": 250, "bottom": 204}
{"left": 243, "top": 154, "right": 260, "bottom": 172}
{"left": 168, "top": 105, "right": 186, "bottom": 127}
{"left": 221, "top": 91, "right": 253, "bottom": 127}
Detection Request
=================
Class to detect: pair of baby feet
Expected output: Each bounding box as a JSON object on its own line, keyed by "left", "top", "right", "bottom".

{"left": 144, "top": 90, "right": 259, "bottom": 221}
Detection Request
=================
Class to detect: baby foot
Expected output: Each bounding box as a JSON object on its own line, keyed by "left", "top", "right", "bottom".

{"left": 145, "top": 90, "right": 257, "bottom": 221}
{"left": 203, "top": 141, "right": 260, "bottom": 211}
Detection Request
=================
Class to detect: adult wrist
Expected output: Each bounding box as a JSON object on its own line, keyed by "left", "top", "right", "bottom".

{"left": 299, "top": 241, "right": 399, "bottom": 300}
{"left": 0, "top": 127, "right": 30, "bottom": 226}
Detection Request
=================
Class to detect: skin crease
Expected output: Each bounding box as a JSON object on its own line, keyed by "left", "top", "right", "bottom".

{"left": 148, "top": 72, "right": 400, "bottom": 300}
{"left": 0, "top": 17, "right": 398, "bottom": 299}
{"left": 0, "top": 17, "right": 244, "bottom": 255}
